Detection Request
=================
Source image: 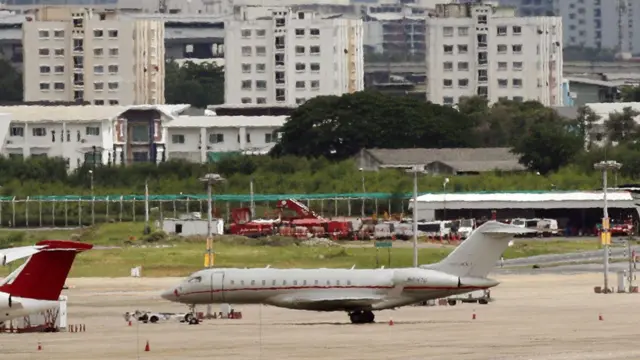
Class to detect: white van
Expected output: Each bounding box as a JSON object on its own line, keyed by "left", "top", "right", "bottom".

{"left": 417, "top": 221, "right": 450, "bottom": 238}
{"left": 537, "top": 219, "right": 559, "bottom": 237}
{"left": 457, "top": 219, "right": 476, "bottom": 239}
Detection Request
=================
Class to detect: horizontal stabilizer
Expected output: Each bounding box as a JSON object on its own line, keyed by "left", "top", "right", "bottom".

{"left": 0, "top": 245, "right": 46, "bottom": 265}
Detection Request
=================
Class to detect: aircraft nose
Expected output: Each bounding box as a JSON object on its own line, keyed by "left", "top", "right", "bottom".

{"left": 161, "top": 288, "right": 177, "bottom": 301}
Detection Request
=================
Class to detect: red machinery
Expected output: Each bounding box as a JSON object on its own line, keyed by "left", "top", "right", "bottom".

{"left": 275, "top": 199, "right": 354, "bottom": 239}
{"left": 228, "top": 207, "right": 277, "bottom": 238}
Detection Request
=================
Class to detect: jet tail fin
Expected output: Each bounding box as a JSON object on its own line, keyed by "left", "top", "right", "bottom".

{"left": 422, "top": 221, "right": 535, "bottom": 278}
{"left": 0, "top": 240, "right": 92, "bottom": 301}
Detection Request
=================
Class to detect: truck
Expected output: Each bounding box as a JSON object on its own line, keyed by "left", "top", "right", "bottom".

{"left": 445, "top": 289, "right": 491, "bottom": 305}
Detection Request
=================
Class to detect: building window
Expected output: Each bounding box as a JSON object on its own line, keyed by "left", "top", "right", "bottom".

{"left": 458, "top": 79, "right": 468, "bottom": 88}
{"left": 131, "top": 125, "right": 149, "bottom": 142}
{"left": 10, "top": 127, "right": 24, "bottom": 137}
{"left": 39, "top": 82, "right": 50, "bottom": 91}
{"left": 132, "top": 152, "right": 148, "bottom": 162}
{"left": 295, "top": 28, "right": 304, "bottom": 36}
{"left": 310, "top": 80, "right": 319, "bottom": 90}
{"left": 94, "top": 48, "right": 104, "bottom": 56}
{"left": 497, "top": 26, "right": 507, "bottom": 36}
{"left": 443, "top": 96, "right": 454, "bottom": 105}
{"left": 242, "top": 46, "right": 251, "bottom": 56}
{"left": 458, "top": 62, "right": 469, "bottom": 71}
{"left": 443, "top": 26, "right": 453, "bottom": 36}
{"left": 40, "top": 65, "right": 51, "bottom": 74}
{"left": 443, "top": 62, "right": 453, "bottom": 71}
{"left": 241, "top": 29, "right": 251, "bottom": 38}
{"left": 246, "top": 134, "right": 251, "bottom": 143}
{"left": 39, "top": 48, "right": 49, "bottom": 56}
{"left": 457, "top": 45, "right": 468, "bottom": 54}
{"left": 295, "top": 46, "right": 305, "bottom": 55}
{"left": 513, "top": 61, "right": 523, "bottom": 71}
{"left": 241, "top": 97, "right": 251, "bottom": 104}
{"left": 443, "top": 45, "right": 453, "bottom": 54}
{"left": 458, "top": 27, "right": 468, "bottom": 36}
{"left": 512, "top": 26, "right": 522, "bottom": 35}
{"left": 209, "top": 133, "right": 224, "bottom": 143}
{"left": 54, "top": 82, "right": 65, "bottom": 90}
{"left": 295, "top": 81, "right": 305, "bottom": 89}
{"left": 242, "top": 63, "right": 251, "bottom": 73}
{"left": 108, "top": 30, "right": 118, "bottom": 38}
{"left": 512, "top": 44, "right": 522, "bottom": 54}
{"left": 94, "top": 82, "right": 104, "bottom": 91}
{"left": 256, "top": 29, "right": 266, "bottom": 37}
{"left": 443, "top": 79, "right": 452, "bottom": 87}
{"left": 310, "top": 63, "right": 320, "bottom": 72}
{"left": 32, "top": 128, "right": 46, "bottom": 137}
{"left": 310, "top": 28, "right": 320, "bottom": 37}
{"left": 241, "top": 80, "right": 252, "bottom": 90}
{"left": 498, "top": 62, "right": 507, "bottom": 71}
{"left": 109, "top": 100, "right": 118, "bottom": 105}
{"left": 513, "top": 96, "right": 523, "bottom": 102}
{"left": 256, "top": 46, "right": 266, "bottom": 56}
{"left": 54, "top": 48, "right": 64, "bottom": 57}
{"left": 93, "top": 29, "right": 103, "bottom": 38}
{"left": 256, "top": 80, "right": 267, "bottom": 90}
{"left": 109, "top": 48, "right": 118, "bottom": 57}
{"left": 498, "top": 79, "right": 508, "bottom": 88}
{"left": 86, "top": 126, "right": 100, "bottom": 136}
{"left": 108, "top": 82, "right": 118, "bottom": 90}
{"left": 295, "top": 63, "right": 305, "bottom": 72}
{"left": 54, "top": 65, "right": 64, "bottom": 73}
{"left": 94, "top": 100, "right": 104, "bottom": 105}
{"left": 38, "top": 30, "right": 49, "bottom": 38}
{"left": 256, "top": 63, "right": 266, "bottom": 73}
{"left": 108, "top": 65, "right": 118, "bottom": 74}
{"left": 84, "top": 151, "right": 101, "bottom": 165}
{"left": 497, "top": 44, "right": 507, "bottom": 53}
{"left": 171, "top": 134, "right": 185, "bottom": 144}
{"left": 513, "top": 79, "right": 522, "bottom": 88}
{"left": 310, "top": 46, "right": 320, "bottom": 55}
{"left": 256, "top": 97, "right": 266, "bottom": 104}
{"left": 265, "top": 132, "right": 277, "bottom": 143}
{"left": 94, "top": 65, "right": 104, "bottom": 74}
{"left": 53, "top": 30, "right": 64, "bottom": 38}
{"left": 295, "top": 98, "right": 305, "bottom": 105}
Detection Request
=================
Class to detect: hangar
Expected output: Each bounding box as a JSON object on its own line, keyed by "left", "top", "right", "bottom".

{"left": 410, "top": 191, "right": 639, "bottom": 233}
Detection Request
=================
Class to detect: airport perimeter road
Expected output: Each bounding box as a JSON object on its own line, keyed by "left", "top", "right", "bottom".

{"left": 5, "top": 274, "right": 640, "bottom": 360}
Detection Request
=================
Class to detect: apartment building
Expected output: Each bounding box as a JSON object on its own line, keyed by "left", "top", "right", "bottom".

{"left": 166, "top": 115, "right": 286, "bottom": 162}
{"left": 426, "top": 2, "right": 563, "bottom": 106}
{"left": 224, "top": 6, "right": 364, "bottom": 106}
{"left": 498, "top": 0, "right": 555, "bottom": 16}
{"left": 22, "top": 7, "right": 164, "bottom": 105}
{"left": 364, "top": 13, "right": 426, "bottom": 61}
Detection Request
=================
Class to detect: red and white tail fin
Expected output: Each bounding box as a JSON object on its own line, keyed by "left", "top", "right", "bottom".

{"left": 0, "top": 240, "right": 92, "bottom": 301}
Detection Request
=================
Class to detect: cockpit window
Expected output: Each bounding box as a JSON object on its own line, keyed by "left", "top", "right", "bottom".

{"left": 188, "top": 276, "right": 202, "bottom": 283}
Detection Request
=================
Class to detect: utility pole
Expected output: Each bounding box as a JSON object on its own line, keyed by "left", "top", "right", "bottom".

{"left": 144, "top": 179, "right": 150, "bottom": 235}
{"left": 250, "top": 177, "right": 255, "bottom": 218}
{"left": 199, "top": 173, "right": 225, "bottom": 318}
{"left": 411, "top": 165, "right": 422, "bottom": 268}
{"left": 594, "top": 160, "right": 622, "bottom": 293}
{"left": 89, "top": 170, "right": 94, "bottom": 225}
{"left": 359, "top": 168, "right": 366, "bottom": 218}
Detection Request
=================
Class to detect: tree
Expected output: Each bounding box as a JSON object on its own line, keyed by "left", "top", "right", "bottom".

{"left": 604, "top": 106, "right": 640, "bottom": 144}
{"left": 0, "top": 58, "right": 23, "bottom": 102}
{"left": 274, "top": 91, "right": 476, "bottom": 159}
{"left": 575, "top": 105, "right": 601, "bottom": 149}
{"left": 165, "top": 60, "right": 224, "bottom": 107}
{"left": 620, "top": 85, "right": 640, "bottom": 102}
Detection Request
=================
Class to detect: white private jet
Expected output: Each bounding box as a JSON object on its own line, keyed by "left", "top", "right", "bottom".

{"left": 161, "top": 221, "right": 534, "bottom": 324}
{"left": 0, "top": 240, "right": 93, "bottom": 323}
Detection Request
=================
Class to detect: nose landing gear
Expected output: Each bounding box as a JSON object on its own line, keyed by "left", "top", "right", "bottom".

{"left": 184, "top": 304, "right": 200, "bottom": 325}
{"left": 348, "top": 310, "right": 375, "bottom": 324}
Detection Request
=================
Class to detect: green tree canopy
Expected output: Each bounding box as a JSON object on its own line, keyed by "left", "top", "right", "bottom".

{"left": 165, "top": 60, "right": 224, "bottom": 108}
{"left": 0, "top": 58, "right": 23, "bottom": 102}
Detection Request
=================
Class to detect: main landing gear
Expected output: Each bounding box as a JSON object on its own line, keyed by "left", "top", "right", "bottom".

{"left": 184, "top": 304, "right": 200, "bottom": 325}
{"left": 348, "top": 310, "right": 375, "bottom": 324}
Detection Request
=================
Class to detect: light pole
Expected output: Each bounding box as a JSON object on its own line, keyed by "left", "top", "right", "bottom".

{"left": 359, "top": 168, "right": 366, "bottom": 218}
{"left": 410, "top": 165, "right": 423, "bottom": 268}
{"left": 594, "top": 160, "right": 622, "bottom": 293}
{"left": 199, "top": 173, "right": 225, "bottom": 318}
{"left": 442, "top": 177, "right": 450, "bottom": 220}
{"left": 144, "top": 178, "right": 150, "bottom": 234}
{"left": 89, "top": 170, "right": 94, "bottom": 225}
{"left": 249, "top": 177, "right": 255, "bottom": 218}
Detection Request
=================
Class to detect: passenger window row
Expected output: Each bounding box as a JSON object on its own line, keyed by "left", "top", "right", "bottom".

{"left": 228, "top": 279, "right": 353, "bottom": 287}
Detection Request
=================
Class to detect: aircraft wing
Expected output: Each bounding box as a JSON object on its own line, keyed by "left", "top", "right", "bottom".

{"left": 266, "top": 292, "right": 386, "bottom": 311}
{"left": 0, "top": 245, "right": 46, "bottom": 266}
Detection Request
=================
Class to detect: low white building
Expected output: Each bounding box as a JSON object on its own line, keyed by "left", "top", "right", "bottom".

{"left": 0, "top": 104, "right": 190, "bottom": 170}
{"left": 165, "top": 115, "right": 287, "bottom": 163}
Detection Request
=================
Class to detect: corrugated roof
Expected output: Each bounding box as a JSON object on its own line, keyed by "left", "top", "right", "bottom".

{"left": 0, "top": 104, "right": 190, "bottom": 122}
{"left": 565, "top": 76, "right": 626, "bottom": 87}
{"left": 166, "top": 115, "right": 288, "bottom": 128}
{"left": 416, "top": 191, "right": 633, "bottom": 203}
{"left": 367, "top": 148, "right": 523, "bottom": 172}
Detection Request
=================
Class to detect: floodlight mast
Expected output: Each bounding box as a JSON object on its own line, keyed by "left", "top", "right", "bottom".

{"left": 594, "top": 160, "right": 622, "bottom": 293}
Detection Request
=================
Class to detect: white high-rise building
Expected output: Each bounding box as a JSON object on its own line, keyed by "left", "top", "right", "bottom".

{"left": 426, "top": 2, "right": 563, "bottom": 106}
{"left": 23, "top": 7, "right": 164, "bottom": 105}
{"left": 224, "top": 6, "right": 364, "bottom": 106}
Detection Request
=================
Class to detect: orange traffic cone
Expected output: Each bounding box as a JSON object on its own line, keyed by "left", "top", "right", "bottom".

{"left": 144, "top": 340, "right": 150, "bottom": 352}
{"left": 37, "top": 342, "right": 42, "bottom": 351}
{"left": 388, "top": 318, "right": 394, "bottom": 326}
{"left": 598, "top": 313, "right": 603, "bottom": 321}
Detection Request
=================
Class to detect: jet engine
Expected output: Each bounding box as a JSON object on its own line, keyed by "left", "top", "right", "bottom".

{"left": 392, "top": 268, "right": 460, "bottom": 288}
{"left": 0, "top": 292, "right": 13, "bottom": 308}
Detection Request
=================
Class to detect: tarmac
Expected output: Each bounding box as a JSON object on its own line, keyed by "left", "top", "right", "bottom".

{"left": 3, "top": 273, "right": 640, "bottom": 360}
